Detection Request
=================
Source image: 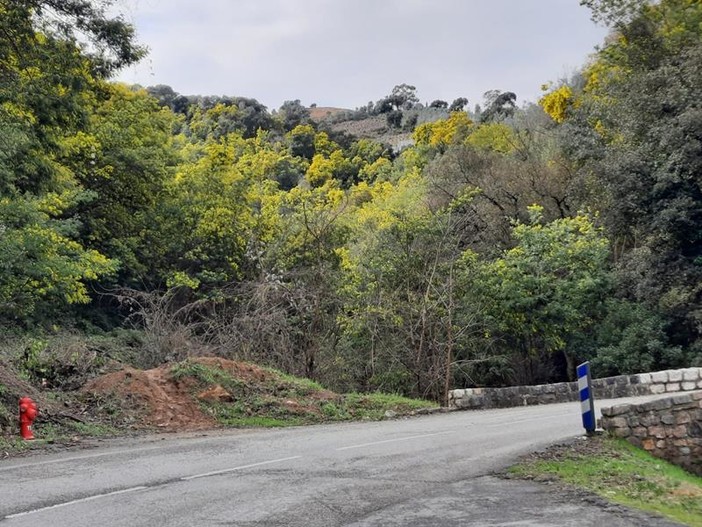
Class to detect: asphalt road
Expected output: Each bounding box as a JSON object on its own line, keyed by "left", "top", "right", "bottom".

{"left": 0, "top": 396, "right": 682, "bottom": 526}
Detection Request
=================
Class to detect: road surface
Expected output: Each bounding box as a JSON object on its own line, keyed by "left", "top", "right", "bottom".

{"left": 0, "top": 396, "right": 681, "bottom": 526}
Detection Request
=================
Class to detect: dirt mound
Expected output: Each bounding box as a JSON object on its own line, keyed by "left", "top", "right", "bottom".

{"left": 81, "top": 357, "right": 432, "bottom": 433}
{"left": 81, "top": 357, "right": 341, "bottom": 431}
{"left": 83, "top": 363, "right": 216, "bottom": 430}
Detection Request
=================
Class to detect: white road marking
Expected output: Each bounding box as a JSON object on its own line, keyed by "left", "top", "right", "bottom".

{"left": 180, "top": 455, "right": 302, "bottom": 480}
{"left": 4, "top": 486, "right": 148, "bottom": 519}
{"left": 483, "top": 412, "right": 574, "bottom": 427}
{"left": 0, "top": 445, "right": 180, "bottom": 472}
{"left": 336, "top": 431, "right": 454, "bottom": 451}
{"left": 0, "top": 433, "right": 256, "bottom": 472}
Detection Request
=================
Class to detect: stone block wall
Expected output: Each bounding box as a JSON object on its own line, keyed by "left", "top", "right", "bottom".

{"left": 600, "top": 392, "right": 702, "bottom": 476}
{"left": 448, "top": 367, "right": 702, "bottom": 410}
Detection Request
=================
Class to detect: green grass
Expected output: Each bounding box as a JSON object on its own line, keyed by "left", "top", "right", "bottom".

{"left": 0, "top": 435, "right": 31, "bottom": 453}
{"left": 213, "top": 414, "right": 302, "bottom": 428}
{"left": 169, "top": 359, "right": 438, "bottom": 429}
{"left": 170, "top": 361, "right": 237, "bottom": 387}
{"left": 262, "top": 367, "right": 326, "bottom": 394}
{"left": 0, "top": 419, "right": 121, "bottom": 455}
{"left": 510, "top": 437, "right": 702, "bottom": 526}
{"left": 320, "top": 401, "right": 351, "bottom": 420}
{"left": 66, "top": 421, "right": 120, "bottom": 437}
{"left": 341, "top": 392, "right": 437, "bottom": 420}
{"left": 202, "top": 398, "right": 306, "bottom": 428}
{"left": 203, "top": 392, "right": 437, "bottom": 428}
{"left": 33, "top": 420, "right": 120, "bottom": 441}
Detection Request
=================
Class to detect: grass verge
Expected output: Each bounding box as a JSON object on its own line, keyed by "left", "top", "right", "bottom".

{"left": 510, "top": 435, "right": 702, "bottom": 526}
{"left": 1, "top": 419, "right": 121, "bottom": 457}
{"left": 200, "top": 388, "right": 437, "bottom": 428}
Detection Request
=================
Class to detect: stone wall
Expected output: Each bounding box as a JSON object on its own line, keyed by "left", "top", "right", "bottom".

{"left": 600, "top": 392, "right": 702, "bottom": 476}
{"left": 448, "top": 367, "right": 702, "bottom": 410}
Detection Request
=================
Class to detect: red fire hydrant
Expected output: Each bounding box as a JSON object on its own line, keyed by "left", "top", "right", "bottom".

{"left": 19, "top": 397, "right": 37, "bottom": 440}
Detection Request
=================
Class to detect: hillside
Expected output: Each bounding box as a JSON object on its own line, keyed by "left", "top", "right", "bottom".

{"left": 310, "top": 109, "right": 414, "bottom": 150}
{"left": 308, "top": 103, "right": 450, "bottom": 151}
{"left": 308, "top": 106, "right": 349, "bottom": 121}
{"left": 328, "top": 115, "right": 413, "bottom": 148}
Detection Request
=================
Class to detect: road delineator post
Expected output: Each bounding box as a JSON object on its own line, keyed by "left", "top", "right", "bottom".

{"left": 576, "top": 362, "right": 596, "bottom": 435}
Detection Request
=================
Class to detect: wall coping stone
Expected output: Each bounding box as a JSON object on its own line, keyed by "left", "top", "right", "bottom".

{"left": 651, "top": 371, "right": 668, "bottom": 383}
{"left": 449, "top": 367, "right": 702, "bottom": 411}
{"left": 601, "top": 404, "right": 631, "bottom": 418}
{"left": 672, "top": 393, "right": 694, "bottom": 405}
{"left": 683, "top": 368, "right": 700, "bottom": 381}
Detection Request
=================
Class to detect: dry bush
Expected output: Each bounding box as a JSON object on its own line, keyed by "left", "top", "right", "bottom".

{"left": 211, "top": 271, "right": 340, "bottom": 383}
{"left": 113, "top": 288, "right": 215, "bottom": 368}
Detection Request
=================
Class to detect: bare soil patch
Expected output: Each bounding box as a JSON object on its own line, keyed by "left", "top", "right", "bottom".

{"left": 308, "top": 106, "right": 349, "bottom": 121}
{"left": 82, "top": 361, "right": 216, "bottom": 430}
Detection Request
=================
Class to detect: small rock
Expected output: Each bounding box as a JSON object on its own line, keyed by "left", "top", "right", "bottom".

{"left": 384, "top": 410, "right": 397, "bottom": 418}
{"left": 197, "top": 384, "right": 233, "bottom": 403}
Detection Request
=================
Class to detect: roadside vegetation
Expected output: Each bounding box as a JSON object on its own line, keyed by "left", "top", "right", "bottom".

{"left": 510, "top": 436, "right": 702, "bottom": 526}
{"left": 169, "top": 358, "right": 436, "bottom": 428}
{"left": 1, "top": 355, "right": 436, "bottom": 455}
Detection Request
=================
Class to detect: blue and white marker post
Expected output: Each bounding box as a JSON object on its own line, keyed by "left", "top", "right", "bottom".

{"left": 577, "top": 361, "right": 596, "bottom": 434}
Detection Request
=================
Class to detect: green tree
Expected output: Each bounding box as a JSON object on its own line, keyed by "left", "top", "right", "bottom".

{"left": 464, "top": 207, "right": 611, "bottom": 383}
{"left": 3, "top": 0, "right": 144, "bottom": 77}
{"left": 564, "top": 0, "right": 702, "bottom": 358}
{"left": 578, "top": 299, "right": 684, "bottom": 376}
{"left": 287, "top": 124, "right": 317, "bottom": 160}
{"left": 65, "top": 84, "right": 178, "bottom": 284}
{"left": 0, "top": 188, "right": 115, "bottom": 320}
{"left": 413, "top": 112, "right": 473, "bottom": 152}
{"left": 146, "top": 84, "right": 189, "bottom": 114}
{"left": 258, "top": 180, "right": 348, "bottom": 380}
{"left": 480, "top": 90, "right": 517, "bottom": 123}
{"left": 448, "top": 97, "right": 468, "bottom": 112}
{"left": 338, "top": 172, "right": 480, "bottom": 402}
{"left": 277, "top": 99, "right": 311, "bottom": 132}
{"left": 386, "top": 110, "right": 403, "bottom": 129}
{"left": 0, "top": 0, "right": 140, "bottom": 322}
{"left": 156, "top": 141, "right": 255, "bottom": 291}
{"left": 183, "top": 97, "right": 272, "bottom": 139}
{"left": 580, "top": 0, "right": 648, "bottom": 26}
{"left": 388, "top": 83, "right": 419, "bottom": 110}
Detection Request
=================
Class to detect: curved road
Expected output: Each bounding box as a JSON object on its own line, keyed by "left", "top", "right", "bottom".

{"left": 0, "top": 396, "right": 681, "bottom": 526}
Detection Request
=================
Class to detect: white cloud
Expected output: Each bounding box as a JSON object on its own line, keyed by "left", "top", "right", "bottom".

{"left": 115, "top": 0, "right": 608, "bottom": 110}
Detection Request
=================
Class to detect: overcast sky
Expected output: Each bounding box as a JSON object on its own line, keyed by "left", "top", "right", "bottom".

{"left": 114, "top": 0, "right": 609, "bottom": 111}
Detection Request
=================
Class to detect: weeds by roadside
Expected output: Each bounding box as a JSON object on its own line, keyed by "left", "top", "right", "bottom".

{"left": 509, "top": 435, "right": 702, "bottom": 526}
{"left": 1, "top": 341, "right": 438, "bottom": 458}
{"left": 168, "top": 358, "right": 438, "bottom": 428}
